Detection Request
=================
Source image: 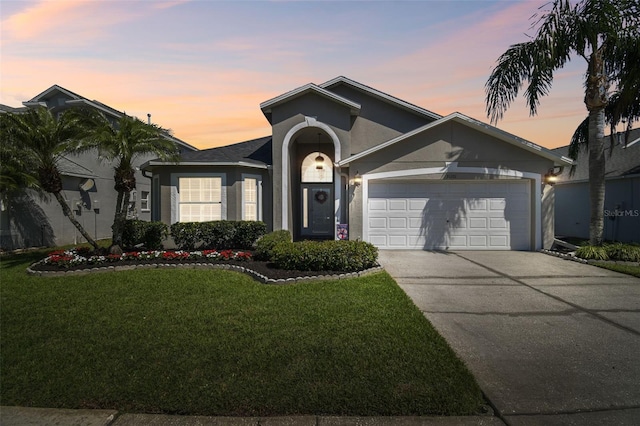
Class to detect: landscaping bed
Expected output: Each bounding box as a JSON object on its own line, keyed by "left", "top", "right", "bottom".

{"left": 27, "top": 248, "right": 377, "bottom": 281}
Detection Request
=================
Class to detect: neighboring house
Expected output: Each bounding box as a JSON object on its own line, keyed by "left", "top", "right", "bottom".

{"left": 0, "top": 85, "right": 196, "bottom": 250}
{"left": 144, "top": 76, "right": 571, "bottom": 250}
{"left": 553, "top": 128, "right": 640, "bottom": 243}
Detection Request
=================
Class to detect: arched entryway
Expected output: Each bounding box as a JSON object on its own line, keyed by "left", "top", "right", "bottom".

{"left": 281, "top": 116, "right": 342, "bottom": 240}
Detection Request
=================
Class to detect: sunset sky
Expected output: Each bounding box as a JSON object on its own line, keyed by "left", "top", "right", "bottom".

{"left": 1, "top": 0, "right": 593, "bottom": 150}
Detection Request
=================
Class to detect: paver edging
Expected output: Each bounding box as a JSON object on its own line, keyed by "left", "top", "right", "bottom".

{"left": 26, "top": 259, "right": 383, "bottom": 284}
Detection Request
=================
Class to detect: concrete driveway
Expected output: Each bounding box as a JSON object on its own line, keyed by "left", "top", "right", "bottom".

{"left": 379, "top": 250, "right": 640, "bottom": 426}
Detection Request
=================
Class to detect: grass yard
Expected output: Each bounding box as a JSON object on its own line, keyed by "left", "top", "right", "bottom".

{"left": 592, "top": 262, "right": 640, "bottom": 278}
{"left": 0, "top": 251, "right": 484, "bottom": 416}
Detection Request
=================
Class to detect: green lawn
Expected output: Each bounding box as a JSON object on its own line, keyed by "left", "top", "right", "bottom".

{"left": 0, "top": 252, "right": 484, "bottom": 416}
{"left": 592, "top": 262, "right": 640, "bottom": 278}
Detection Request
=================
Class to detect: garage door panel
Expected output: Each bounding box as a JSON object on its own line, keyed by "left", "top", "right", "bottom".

{"left": 389, "top": 200, "right": 407, "bottom": 210}
{"left": 369, "top": 217, "right": 387, "bottom": 229}
{"left": 490, "top": 218, "right": 508, "bottom": 229}
{"left": 490, "top": 235, "right": 509, "bottom": 248}
{"left": 388, "top": 217, "right": 407, "bottom": 229}
{"left": 369, "top": 199, "right": 387, "bottom": 211}
{"left": 469, "top": 235, "right": 488, "bottom": 247}
{"left": 367, "top": 180, "right": 531, "bottom": 250}
{"left": 409, "top": 199, "right": 426, "bottom": 210}
{"left": 469, "top": 217, "right": 487, "bottom": 228}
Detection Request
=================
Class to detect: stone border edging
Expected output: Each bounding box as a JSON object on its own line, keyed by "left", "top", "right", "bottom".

{"left": 539, "top": 248, "right": 588, "bottom": 264}
{"left": 26, "top": 259, "right": 384, "bottom": 284}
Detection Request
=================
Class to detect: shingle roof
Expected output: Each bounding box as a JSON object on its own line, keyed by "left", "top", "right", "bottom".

{"left": 552, "top": 128, "right": 640, "bottom": 181}
{"left": 0, "top": 105, "right": 29, "bottom": 113}
{"left": 175, "top": 136, "right": 272, "bottom": 166}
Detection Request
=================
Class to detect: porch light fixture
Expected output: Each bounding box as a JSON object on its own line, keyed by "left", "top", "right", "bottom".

{"left": 315, "top": 133, "right": 324, "bottom": 169}
{"left": 353, "top": 171, "right": 362, "bottom": 186}
{"left": 543, "top": 166, "right": 563, "bottom": 186}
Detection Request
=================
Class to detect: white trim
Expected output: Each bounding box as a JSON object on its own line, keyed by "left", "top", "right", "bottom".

{"left": 140, "top": 190, "right": 150, "bottom": 212}
{"left": 320, "top": 76, "right": 442, "bottom": 120}
{"left": 241, "top": 173, "right": 263, "bottom": 221}
{"left": 281, "top": 116, "right": 342, "bottom": 237}
{"left": 361, "top": 162, "right": 542, "bottom": 250}
{"left": 260, "top": 83, "right": 361, "bottom": 115}
{"left": 170, "top": 173, "right": 227, "bottom": 224}
{"left": 338, "top": 112, "right": 572, "bottom": 167}
{"left": 143, "top": 160, "right": 267, "bottom": 169}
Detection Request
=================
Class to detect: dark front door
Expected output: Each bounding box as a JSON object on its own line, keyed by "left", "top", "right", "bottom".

{"left": 301, "top": 184, "right": 333, "bottom": 238}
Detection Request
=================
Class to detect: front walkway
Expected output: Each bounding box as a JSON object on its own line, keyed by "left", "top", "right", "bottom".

{"left": 379, "top": 250, "right": 640, "bottom": 425}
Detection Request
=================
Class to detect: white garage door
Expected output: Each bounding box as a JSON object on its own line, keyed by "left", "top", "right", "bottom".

{"left": 367, "top": 180, "right": 531, "bottom": 250}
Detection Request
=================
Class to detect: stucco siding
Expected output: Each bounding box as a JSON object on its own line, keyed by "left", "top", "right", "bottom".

{"left": 327, "top": 84, "right": 434, "bottom": 155}
{"left": 0, "top": 149, "right": 156, "bottom": 249}
{"left": 555, "top": 177, "right": 640, "bottom": 243}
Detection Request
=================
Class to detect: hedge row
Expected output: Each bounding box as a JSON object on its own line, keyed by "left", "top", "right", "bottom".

{"left": 122, "top": 220, "right": 168, "bottom": 250}
{"left": 270, "top": 238, "right": 378, "bottom": 272}
{"left": 169, "top": 221, "right": 267, "bottom": 250}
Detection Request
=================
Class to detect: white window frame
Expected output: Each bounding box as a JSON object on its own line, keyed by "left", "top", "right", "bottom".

{"left": 241, "top": 173, "right": 262, "bottom": 221}
{"left": 127, "top": 190, "right": 137, "bottom": 219}
{"left": 140, "top": 190, "right": 150, "bottom": 212}
{"left": 170, "top": 173, "right": 227, "bottom": 224}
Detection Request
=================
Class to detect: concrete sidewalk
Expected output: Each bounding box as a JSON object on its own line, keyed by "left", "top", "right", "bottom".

{"left": 379, "top": 250, "right": 640, "bottom": 426}
{"left": 0, "top": 406, "right": 504, "bottom": 426}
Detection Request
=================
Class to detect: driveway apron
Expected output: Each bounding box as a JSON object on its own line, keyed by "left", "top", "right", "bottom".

{"left": 379, "top": 250, "right": 640, "bottom": 425}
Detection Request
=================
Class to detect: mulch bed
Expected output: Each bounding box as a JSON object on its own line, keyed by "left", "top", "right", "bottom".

{"left": 30, "top": 258, "right": 348, "bottom": 280}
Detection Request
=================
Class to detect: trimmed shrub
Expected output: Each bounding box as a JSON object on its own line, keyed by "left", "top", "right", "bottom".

{"left": 170, "top": 222, "right": 201, "bottom": 250}
{"left": 170, "top": 221, "right": 267, "bottom": 250}
{"left": 235, "top": 221, "right": 268, "bottom": 249}
{"left": 605, "top": 243, "right": 640, "bottom": 262}
{"left": 254, "top": 230, "right": 292, "bottom": 261}
{"left": 271, "top": 239, "right": 378, "bottom": 272}
{"left": 122, "top": 220, "right": 168, "bottom": 250}
{"left": 200, "top": 221, "right": 235, "bottom": 249}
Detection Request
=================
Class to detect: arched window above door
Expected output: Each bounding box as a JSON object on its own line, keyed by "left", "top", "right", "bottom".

{"left": 301, "top": 152, "right": 333, "bottom": 183}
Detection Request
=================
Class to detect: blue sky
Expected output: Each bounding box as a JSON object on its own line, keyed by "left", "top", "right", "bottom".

{"left": 1, "top": 0, "right": 589, "bottom": 149}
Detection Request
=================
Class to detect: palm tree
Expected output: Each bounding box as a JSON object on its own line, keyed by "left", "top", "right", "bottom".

{"left": 0, "top": 122, "right": 39, "bottom": 200}
{"left": 79, "top": 111, "right": 179, "bottom": 251}
{"left": 485, "top": 0, "right": 640, "bottom": 245}
{"left": 0, "top": 107, "right": 99, "bottom": 249}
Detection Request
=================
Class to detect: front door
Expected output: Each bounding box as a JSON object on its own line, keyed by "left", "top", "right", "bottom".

{"left": 301, "top": 184, "right": 333, "bottom": 238}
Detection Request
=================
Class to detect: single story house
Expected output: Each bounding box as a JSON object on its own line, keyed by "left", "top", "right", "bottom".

{"left": 553, "top": 129, "right": 640, "bottom": 243}
{"left": 144, "top": 76, "right": 571, "bottom": 251}
{"left": 0, "top": 85, "right": 196, "bottom": 249}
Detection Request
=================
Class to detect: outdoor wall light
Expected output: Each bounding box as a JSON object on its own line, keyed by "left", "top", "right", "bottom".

{"left": 353, "top": 171, "right": 362, "bottom": 186}
{"left": 543, "top": 166, "right": 563, "bottom": 185}
{"left": 544, "top": 173, "right": 558, "bottom": 185}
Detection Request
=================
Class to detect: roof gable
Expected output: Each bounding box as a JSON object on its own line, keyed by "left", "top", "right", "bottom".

{"left": 320, "top": 76, "right": 441, "bottom": 121}
{"left": 338, "top": 112, "right": 572, "bottom": 166}
{"left": 20, "top": 84, "right": 197, "bottom": 152}
{"left": 260, "top": 83, "right": 361, "bottom": 123}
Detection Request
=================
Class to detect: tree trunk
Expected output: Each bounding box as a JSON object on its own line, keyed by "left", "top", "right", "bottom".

{"left": 111, "top": 190, "right": 128, "bottom": 250}
{"left": 53, "top": 191, "right": 99, "bottom": 250}
{"left": 587, "top": 108, "right": 606, "bottom": 245}
{"left": 584, "top": 46, "right": 608, "bottom": 246}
